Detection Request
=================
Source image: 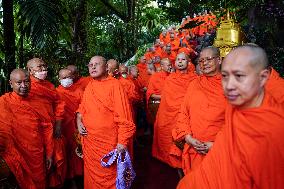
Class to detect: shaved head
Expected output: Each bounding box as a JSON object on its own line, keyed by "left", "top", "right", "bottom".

{"left": 228, "top": 44, "right": 268, "bottom": 71}
{"left": 119, "top": 64, "right": 128, "bottom": 74}
{"left": 107, "top": 59, "right": 119, "bottom": 75}
{"left": 88, "top": 55, "right": 107, "bottom": 79}
{"left": 9, "top": 69, "right": 30, "bottom": 97}
{"left": 66, "top": 65, "right": 78, "bottom": 75}
{"left": 59, "top": 68, "right": 72, "bottom": 80}
{"left": 10, "top": 69, "right": 29, "bottom": 80}
{"left": 26, "top": 58, "right": 45, "bottom": 69}
{"left": 201, "top": 46, "right": 220, "bottom": 57}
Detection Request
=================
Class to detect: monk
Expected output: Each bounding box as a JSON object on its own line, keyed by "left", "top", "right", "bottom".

{"left": 56, "top": 69, "right": 83, "bottom": 181}
{"left": 161, "top": 44, "right": 177, "bottom": 65}
{"left": 177, "top": 45, "right": 284, "bottom": 189}
{"left": 66, "top": 64, "right": 92, "bottom": 91}
{"left": 172, "top": 46, "right": 226, "bottom": 175}
{"left": 27, "top": 58, "right": 66, "bottom": 187}
{"left": 137, "top": 56, "right": 151, "bottom": 88}
{"left": 76, "top": 56, "right": 135, "bottom": 188}
{"left": 265, "top": 67, "right": 284, "bottom": 103}
{"left": 1, "top": 69, "right": 54, "bottom": 189}
{"left": 169, "top": 33, "right": 181, "bottom": 52}
{"left": 152, "top": 53, "right": 197, "bottom": 169}
{"left": 146, "top": 58, "right": 172, "bottom": 126}
{"left": 108, "top": 59, "right": 139, "bottom": 104}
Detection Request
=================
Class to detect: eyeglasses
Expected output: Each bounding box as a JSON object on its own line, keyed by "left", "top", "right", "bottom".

{"left": 198, "top": 56, "right": 218, "bottom": 64}
{"left": 87, "top": 62, "right": 104, "bottom": 68}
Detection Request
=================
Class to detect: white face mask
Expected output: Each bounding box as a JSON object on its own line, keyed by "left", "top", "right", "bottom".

{"left": 60, "top": 78, "right": 73, "bottom": 88}
{"left": 121, "top": 73, "right": 127, "bottom": 78}
{"left": 34, "top": 71, "right": 48, "bottom": 80}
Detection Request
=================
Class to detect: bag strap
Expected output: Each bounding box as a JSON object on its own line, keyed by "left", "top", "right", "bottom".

{"left": 117, "top": 150, "right": 131, "bottom": 163}
{"left": 101, "top": 149, "right": 118, "bottom": 167}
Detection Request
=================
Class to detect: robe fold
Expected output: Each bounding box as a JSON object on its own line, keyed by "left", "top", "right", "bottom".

{"left": 265, "top": 68, "right": 284, "bottom": 103}
{"left": 1, "top": 92, "right": 54, "bottom": 189}
{"left": 152, "top": 71, "right": 197, "bottom": 168}
{"left": 137, "top": 63, "right": 150, "bottom": 88}
{"left": 56, "top": 84, "right": 84, "bottom": 179}
{"left": 172, "top": 74, "right": 226, "bottom": 174}
{"left": 177, "top": 92, "right": 284, "bottom": 189}
{"left": 77, "top": 77, "right": 135, "bottom": 189}
{"left": 30, "top": 76, "right": 66, "bottom": 187}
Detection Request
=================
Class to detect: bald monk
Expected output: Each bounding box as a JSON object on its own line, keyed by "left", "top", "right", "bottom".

{"left": 161, "top": 44, "right": 177, "bottom": 65}
{"left": 1, "top": 69, "right": 54, "bottom": 188}
{"left": 27, "top": 58, "right": 66, "bottom": 187}
{"left": 177, "top": 45, "right": 284, "bottom": 189}
{"left": 146, "top": 58, "right": 172, "bottom": 126}
{"left": 169, "top": 33, "right": 181, "bottom": 52}
{"left": 66, "top": 64, "right": 92, "bottom": 91}
{"left": 172, "top": 47, "right": 226, "bottom": 175}
{"left": 56, "top": 69, "right": 83, "bottom": 180}
{"left": 76, "top": 56, "right": 135, "bottom": 188}
{"left": 152, "top": 53, "right": 197, "bottom": 168}
{"left": 108, "top": 59, "right": 139, "bottom": 104}
{"left": 137, "top": 56, "right": 151, "bottom": 89}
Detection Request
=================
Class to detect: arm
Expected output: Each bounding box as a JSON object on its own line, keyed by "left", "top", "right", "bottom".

{"left": 76, "top": 112, "right": 87, "bottom": 136}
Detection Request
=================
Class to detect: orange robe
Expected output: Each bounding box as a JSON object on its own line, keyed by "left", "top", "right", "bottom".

{"left": 178, "top": 47, "right": 194, "bottom": 56}
{"left": 137, "top": 62, "right": 151, "bottom": 88}
{"left": 265, "top": 68, "right": 284, "bottom": 103}
{"left": 159, "top": 33, "right": 170, "bottom": 44}
{"left": 172, "top": 74, "right": 226, "bottom": 174}
{"left": 0, "top": 96, "right": 37, "bottom": 189}
{"left": 29, "top": 76, "right": 66, "bottom": 187}
{"left": 56, "top": 84, "right": 84, "bottom": 179}
{"left": 152, "top": 71, "right": 197, "bottom": 168}
{"left": 77, "top": 77, "right": 135, "bottom": 189}
{"left": 170, "top": 38, "right": 181, "bottom": 52}
{"left": 146, "top": 71, "right": 169, "bottom": 102}
{"left": 161, "top": 51, "right": 177, "bottom": 65}
{"left": 73, "top": 76, "right": 92, "bottom": 91}
{"left": 118, "top": 77, "right": 140, "bottom": 104}
{"left": 177, "top": 92, "right": 284, "bottom": 189}
{"left": 1, "top": 92, "right": 54, "bottom": 189}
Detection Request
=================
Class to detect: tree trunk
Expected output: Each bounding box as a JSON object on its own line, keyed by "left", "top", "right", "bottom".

{"left": 2, "top": 0, "right": 16, "bottom": 92}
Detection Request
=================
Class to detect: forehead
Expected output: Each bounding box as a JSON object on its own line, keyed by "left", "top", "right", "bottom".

{"left": 90, "top": 57, "right": 104, "bottom": 64}
{"left": 200, "top": 49, "right": 214, "bottom": 58}
{"left": 222, "top": 51, "right": 254, "bottom": 72}
{"left": 12, "top": 72, "right": 29, "bottom": 81}
{"left": 60, "top": 70, "right": 72, "bottom": 77}
{"left": 176, "top": 53, "right": 187, "bottom": 59}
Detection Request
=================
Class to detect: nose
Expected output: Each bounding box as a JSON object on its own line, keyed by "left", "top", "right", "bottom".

{"left": 223, "top": 76, "right": 236, "bottom": 91}
{"left": 20, "top": 81, "right": 27, "bottom": 87}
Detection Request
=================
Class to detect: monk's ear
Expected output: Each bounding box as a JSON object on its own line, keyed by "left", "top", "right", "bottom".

{"left": 9, "top": 80, "right": 13, "bottom": 89}
{"left": 259, "top": 69, "right": 270, "bottom": 87}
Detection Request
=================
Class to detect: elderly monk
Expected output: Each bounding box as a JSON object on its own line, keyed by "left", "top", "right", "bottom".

{"left": 152, "top": 53, "right": 197, "bottom": 168}
{"left": 27, "top": 58, "right": 66, "bottom": 187}
{"left": 56, "top": 69, "right": 83, "bottom": 181}
{"left": 108, "top": 60, "right": 139, "bottom": 104}
{"left": 177, "top": 45, "right": 284, "bottom": 189}
{"left": 66, "top": 65, "right": 92, "bottom": 91}
{"left": 172, "top": 46, "right": 226, "bottom": 175}
{"left": 137, "top": 56, "right": 151, "bottom": 89}
{"left": 1, "top": 69, "right": 54, "bottom": 188}
{"left": 76, "top": 56, "right": 135, "bottom": 189}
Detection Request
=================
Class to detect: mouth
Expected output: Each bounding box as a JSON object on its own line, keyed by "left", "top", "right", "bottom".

{"left": 226, "top": 94, "right": 239, "bottom": 101}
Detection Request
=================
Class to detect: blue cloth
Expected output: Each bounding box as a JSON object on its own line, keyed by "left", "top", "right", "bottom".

{"left": 101, "top": 149, "right": 136, "bottom": 189}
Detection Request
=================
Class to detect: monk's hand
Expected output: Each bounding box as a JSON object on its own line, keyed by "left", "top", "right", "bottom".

{"left": 116, "top": 143, "right": 126, "bottom": 153}
{"left": 46, "top": 156, "right": 52, "bottom": 170}
{"left": 185, "top": 135, "right": 206, "bottom": 154}
{"left": 78, "top": 121, "right": 87, "bottom": 136}
{"left": 203, "top": 142, "right": 213, "bottom": 154}
{"left": 54, "top": 120, "right": 62, "bottom": 138}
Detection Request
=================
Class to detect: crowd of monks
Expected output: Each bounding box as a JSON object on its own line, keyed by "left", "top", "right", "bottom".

{"left": 1, "top": 11, "right": 284, "bottom": 189}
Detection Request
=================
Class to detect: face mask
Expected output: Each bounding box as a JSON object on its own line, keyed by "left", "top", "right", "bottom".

{"left": 121, "top": 73, "right": 127, "bottom": 78}
{"left": 60, "top": 78, "right": 73, "bottom": 88}
{"left": 34, "top": 71, "right": 48, "bottom": 80}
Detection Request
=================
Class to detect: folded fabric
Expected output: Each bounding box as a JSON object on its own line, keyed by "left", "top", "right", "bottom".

{"left": 101, "top": 149, "right": 136, "bottom": 189}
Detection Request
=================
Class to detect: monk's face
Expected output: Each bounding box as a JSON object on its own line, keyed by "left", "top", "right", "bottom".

{"left": 198, "top": 49, "right": 220, "bottom": 76}
{"left": 221, "top": 49, "right": 269, "bottom": 109}
{"left": 88, "top": 57, "right": 107, "bottom": 79}
{"left": 59, "top": 69, "right": 73, "bottom": 80}
{"left": 130, "top": 67, "right": 139, "bottom": 78}
{"left": 107, "top": 60, "right": 119, "bottom": 75}
{"left": 10, "top": 72, "right": 30, "bottom": 97}
{"left": 170, "top": 34, "right": 175, "bottom": 40}
{"left": 161, "top": 59, "right": 172, "bottom": 73}
{"left": 119, "top": 65, "right": 128, "bottom": 75}
{"left": 140, "top": 56, "right": 146, "bottom": 64}
{"left": 175, "top": 53, "right": 188, "bottom": 71}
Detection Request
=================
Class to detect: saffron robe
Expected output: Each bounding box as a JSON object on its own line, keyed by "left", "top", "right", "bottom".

{"left": 152, "top": 71, "right": 197, "bottom": 168}
{"left": 177, "top": 92, "right": 284, "bottom": 189}
{"left": 172, "top": 74, "right": 226, "bottom": 174}
{"left": 77, "top": 77, "right": 135, "bottom": 189}
{"left": 1, "top": 92, "right": 54, "bottom": 189}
